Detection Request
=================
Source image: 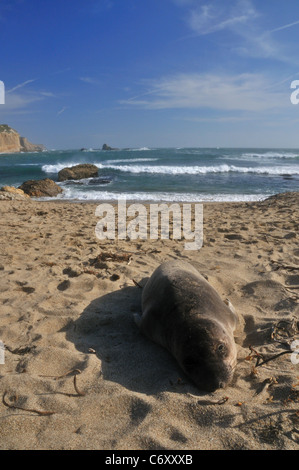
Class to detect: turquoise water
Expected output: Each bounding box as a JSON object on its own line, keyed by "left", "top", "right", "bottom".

{"left": 0, "top": 147, "right": 298, "bottom": 201}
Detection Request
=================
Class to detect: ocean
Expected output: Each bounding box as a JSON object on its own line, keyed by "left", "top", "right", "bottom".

{"left": 0, "top": 147, "right": 298, "bottom": 202}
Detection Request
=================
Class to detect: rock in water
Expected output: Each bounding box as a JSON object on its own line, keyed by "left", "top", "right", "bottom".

{"left": 102, "top": 143, "right": 112, "bottom": 150}
{"left": 19, "top": 179, "right": 63, "bottom": 197}
{"left": 102, "top": 143, "right": 118, "bottom": 150}
{"left": 58, "top": 163, "right": 99, "bottom": 182}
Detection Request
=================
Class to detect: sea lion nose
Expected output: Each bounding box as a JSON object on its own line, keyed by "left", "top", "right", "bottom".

{"left": 205, "top": 379, "right": 226, "bottom": 392}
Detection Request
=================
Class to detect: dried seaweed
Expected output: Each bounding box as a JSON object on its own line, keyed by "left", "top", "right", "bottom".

{"left": 39, "top": 368, "right": 86, "bottom": 397}
{"left": 5, "top": 345, "right": 36, "bottom": 355}
{"left": 246, "top": 345, "right": 293, "bottom": 368}
{"left": 271, "top": 318, "right": 299, "bottom": 346}
{"left": 90, "top": 251, "right": 133, "bottom": 267}
{"left": 2, "top": 391, "right": 55, "bottom": 416}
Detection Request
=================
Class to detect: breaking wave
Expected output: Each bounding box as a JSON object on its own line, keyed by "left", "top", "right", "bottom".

{"left": 41, "top": 186, "right": 269, "bottom": 203}
{"left": 42, "top": 162, "right": 299, "bottom": 176}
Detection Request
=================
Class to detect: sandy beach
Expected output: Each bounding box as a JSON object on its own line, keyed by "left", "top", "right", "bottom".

{"left": 0, "top": 192, "right": 298, "bottom": 450}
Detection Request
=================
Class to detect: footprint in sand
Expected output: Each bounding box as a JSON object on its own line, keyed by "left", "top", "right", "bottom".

{"left": 241, "top": 280, "right": 291, "bottom": 311}
{"left": 57, "top": 279, "right": 71, "bottom": 291}
{"left": 21, "top": 286, "right": 35, "bottom": 294}
{"left": 57, "top": 276, "right": 95, "bottom": 294}
{"left": 130, "top": 396, "right": 152, "bottom": 426}
{"left": 285, "top": 274, "right": 299, "bottom": 286}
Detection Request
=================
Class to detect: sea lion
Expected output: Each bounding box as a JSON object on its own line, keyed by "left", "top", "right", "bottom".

{"left": 134, "top": 260, "right": 244, "bottom": 392}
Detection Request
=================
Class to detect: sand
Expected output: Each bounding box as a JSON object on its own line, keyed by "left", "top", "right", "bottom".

{"left": 0, "top": 192, "right": 298, "bottom": 450}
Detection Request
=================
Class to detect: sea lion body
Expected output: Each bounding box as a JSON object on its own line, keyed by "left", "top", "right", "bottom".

{"left": 135, "top": 260, "right": 243, "bottom": 392}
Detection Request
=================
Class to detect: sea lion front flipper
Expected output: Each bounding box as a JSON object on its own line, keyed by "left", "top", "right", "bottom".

{"left": 224, "top": 299, "right": 245, "bottom": 345}
{"left": 224, "top": 298, "right": 235, "bottom": 314}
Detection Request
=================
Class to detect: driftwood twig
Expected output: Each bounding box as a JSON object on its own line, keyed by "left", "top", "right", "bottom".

{"left": 39, "top": 368, "right": 86, "bottom": 397}
{"left": 2, "top": 391, "right": 55, "bottom": 416}
{"left": 73, "top": 372, "right": 85, "bottom": 397}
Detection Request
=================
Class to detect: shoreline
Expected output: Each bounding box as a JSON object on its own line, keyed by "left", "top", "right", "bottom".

{"left": 16, "top": 189, "right": 294, "bottom": 208}
{"left": 36, "top": 193, "right": 270, "bottom": 204}
{"left": 0, "top": 192, "right": 298, "bottom": 450}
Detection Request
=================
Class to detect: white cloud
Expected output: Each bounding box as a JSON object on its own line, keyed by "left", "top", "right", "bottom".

{"left": 188, "top": 0, "right": 258, "bottom": 35}
{"left": 3, "top": 91, "right": 43, "bottom": 110}
{"left": 173, "top": 0, "right": 294, "bottom": 63}
{"left": 57, "top": 106, "right": 68, "bottom": 116}
{"left": 1, "top": 79, "right": 55, "bottom": 113}
{"left": 39, "top": 91, "right": 56, "bottom": 98}
{"left": 79, "top": 76, "right": 101, "bottom": 85}
{"left": 180, "top": 115, "right": 260, "bottom": 123}
{"left": 7, "top": 78, "right": 37, "bottom": 93}
{"left": 269, "top": 19, "right": 299, "bottom": 34}
{"left": 121, "top": 73, "right": 288, "bottom": 113}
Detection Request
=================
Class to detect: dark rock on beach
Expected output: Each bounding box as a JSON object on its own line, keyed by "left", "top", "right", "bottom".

{"left": 58, "top": 163, "right": 99, "bottom": 182}
{"left": 19, "top": 178, "right": 63, "bottom": 197}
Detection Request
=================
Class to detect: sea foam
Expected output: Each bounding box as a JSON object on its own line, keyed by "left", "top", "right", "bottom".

{"left": 95, "top": 163, "right": 299, "bottom": 175}
{"left": 45, "top": 186, "right": 269, "bottom": 203}
{"left": 42, "top": 162, "right": 299, "bottom": 176}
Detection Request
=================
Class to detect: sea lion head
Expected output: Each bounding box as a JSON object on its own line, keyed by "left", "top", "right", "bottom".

{"left": 177, "top": 318, "right": 237, "bottom": 392}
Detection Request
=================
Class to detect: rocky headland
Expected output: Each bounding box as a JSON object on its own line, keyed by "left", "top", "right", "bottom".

{"left": 0, "top": 124, "right": 46, "bottom": 153}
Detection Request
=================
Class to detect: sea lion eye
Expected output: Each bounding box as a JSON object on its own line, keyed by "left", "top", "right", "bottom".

{"left": 217, "top": 343, "right": 226, "bottom": 356}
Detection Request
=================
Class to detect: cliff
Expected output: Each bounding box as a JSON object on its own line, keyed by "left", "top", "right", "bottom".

{"left": 0, "top": 124, "right": 46, "bottom": 153}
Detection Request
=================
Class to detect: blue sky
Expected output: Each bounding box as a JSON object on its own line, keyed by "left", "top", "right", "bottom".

{"left": 1, "top": 0, "right": 299, "bottom": 148}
